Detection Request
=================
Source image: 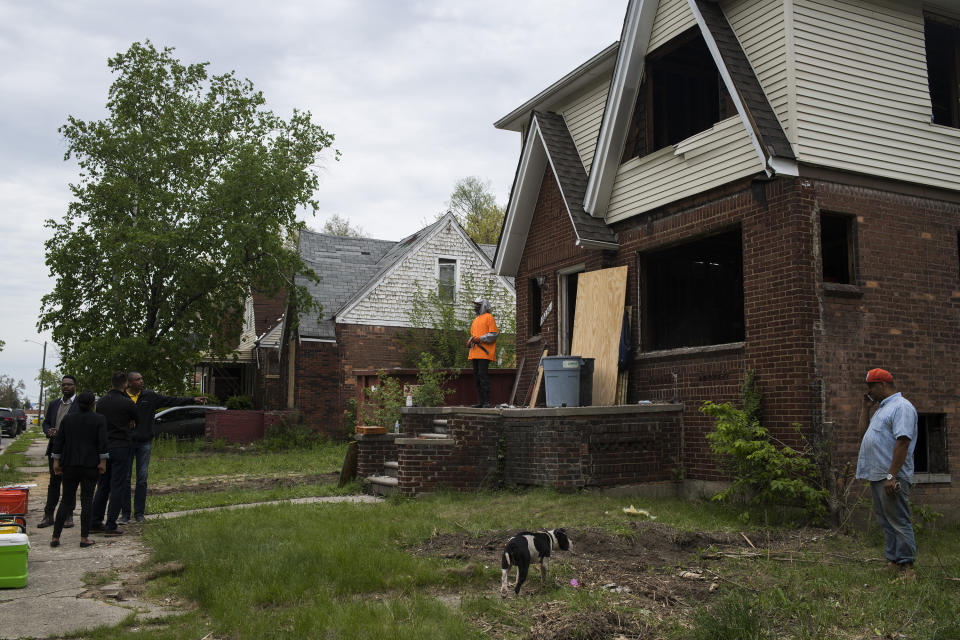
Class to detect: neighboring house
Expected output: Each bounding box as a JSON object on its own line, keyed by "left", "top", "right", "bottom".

{"left": 278, "top": 213, "right": 515, "bottom": 437}
{"left": 493, "top": 0, "right": 959, "bottom": 507}
{"left": 196, "top": 292, "right": 286, "bottom": 405}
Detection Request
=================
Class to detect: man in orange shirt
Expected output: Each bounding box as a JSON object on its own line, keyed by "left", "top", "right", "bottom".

{"left": 466, "top": 297, "right": 498, "bottom": 407}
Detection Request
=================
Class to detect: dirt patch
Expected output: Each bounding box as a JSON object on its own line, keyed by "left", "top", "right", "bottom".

{"left": 150, "top": 472, "right": 338, "bottom": 495}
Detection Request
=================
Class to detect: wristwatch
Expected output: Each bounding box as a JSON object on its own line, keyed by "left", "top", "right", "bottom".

{"left": 885, "top": 473, "right": 894, "bottom": 481}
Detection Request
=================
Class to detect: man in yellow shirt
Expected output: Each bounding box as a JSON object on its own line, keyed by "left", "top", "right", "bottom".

{"left": 466, "top": 297, "right": 498, "bottom": 407}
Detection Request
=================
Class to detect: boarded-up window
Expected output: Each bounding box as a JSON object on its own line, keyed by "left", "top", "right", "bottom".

{"left": 915, "top": 414, "right": 948, "bottom": 474}
{"left": 640, "top": 229, "right": 744, "bottom": 351}
{"left": 926, "top": 17, "right": 960, "bottom": 128}
{"left": 438, "top": 258, "right": 456, "bottom": 301}
{"left": 529, "top": 277, "right": 543, "bottom": 335}
{"left": 821, "top": 213, "right": 856, "bottom": 284}
{"left": 622, "top": 28, "right": 735, "bottom": 162}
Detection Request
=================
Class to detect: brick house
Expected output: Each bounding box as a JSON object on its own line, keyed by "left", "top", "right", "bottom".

{"left": 492, "top": 0, "right": 959, "bottom": 510}
{"left": 278, "top": 213, "right": 516, "bottom": 437}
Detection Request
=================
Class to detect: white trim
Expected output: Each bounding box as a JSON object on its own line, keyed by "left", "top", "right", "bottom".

{"left": 686, "top": 0, "right": 771, "bottom": 178}
{"left": 436, "top": 255, "right": 459, "bottom": 300}
{"left": 495, "top": 123, "right": 549, "bottom": 277}
{"left": 583, "top": 0, "right": 659, "bottom": 218}
{"left": 495, "top": 43, "right": 620, "bottom": 132}
{"left": 576, "top": 238, "right": 620, "bottom": 250}
{"left": 334, "top": 318, "right": 415, "bottom": 329}
{"left": 768, "top": 157, "right": 799, "bottom": 177}
{"left": 299, "top": 337, "right": 337, "bottom": 343}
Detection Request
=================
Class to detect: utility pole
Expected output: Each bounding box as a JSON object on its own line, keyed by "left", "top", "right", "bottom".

{"left": 39, "top": 341, "right": 47, "bottom": 420}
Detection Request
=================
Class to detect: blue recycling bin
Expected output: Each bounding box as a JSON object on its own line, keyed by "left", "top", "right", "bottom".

{"left": 541, "top": 356, "right": 594, "bottom": 407}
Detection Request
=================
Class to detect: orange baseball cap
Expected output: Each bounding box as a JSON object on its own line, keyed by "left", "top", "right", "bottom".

{"left": 865, "top": 368, "right": 893, "bottom": 383}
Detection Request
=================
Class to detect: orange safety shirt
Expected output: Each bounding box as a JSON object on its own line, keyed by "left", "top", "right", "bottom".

{"left": 469, "top": 312, "right": 497, "bottom": 361}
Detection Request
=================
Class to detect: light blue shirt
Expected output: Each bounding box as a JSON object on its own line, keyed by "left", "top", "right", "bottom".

{"left": 856, "top": 392, "right": 918, "bottom": 483}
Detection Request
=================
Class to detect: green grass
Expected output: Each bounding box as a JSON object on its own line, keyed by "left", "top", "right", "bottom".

{"left": 146, "top": 481, "right": 363, "bottom": 513}
{"left": 148, "top": 436, "right": 348, "bottom": 484}
{"left": 0, "top": 427, "right": 43, "bottom": 485}
{"left": 87, "top": 489, "right": 959, "bottom": 640}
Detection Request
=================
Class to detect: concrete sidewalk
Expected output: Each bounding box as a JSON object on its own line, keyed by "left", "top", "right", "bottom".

{"left": 1, "top": 438, "right": 380, "bottom": 639}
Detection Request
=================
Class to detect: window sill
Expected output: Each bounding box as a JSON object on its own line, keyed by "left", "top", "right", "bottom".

{"left": 637, "top": 341, "right": 744, "bottom": 361}
{"left": 914, "top": 473, "right": 951, "bottom": 484}
{"left": 526, "top": 334, "right": 542, "bottom": 344}
{"left": 822, "top": 282, "right": 863, "bottom": 298}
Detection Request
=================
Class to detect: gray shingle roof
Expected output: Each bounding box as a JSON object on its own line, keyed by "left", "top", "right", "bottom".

{"left": 534, "top": 111, "right": 619, "bottom": 246}
{"left": 695, "top": 0, "right": 795, "bottom": 160}
{"left": 295, "top": 231, "right": 396, "bottom": 339}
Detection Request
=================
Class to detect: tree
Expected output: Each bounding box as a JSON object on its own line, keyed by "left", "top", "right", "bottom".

{"left": 443, "top": 177, "right": 505, "bottom": 245}
{"left": 40, "top": 41, "right": 334, "bottom": 392}
{"left": 321, "top": 213, "right": 365, "bottom": 237}
{"left": 0, "top": 375, "right": 26, "bottom": 408}
{"left": 36, "top": 369, "right": 62, "bottom": 408}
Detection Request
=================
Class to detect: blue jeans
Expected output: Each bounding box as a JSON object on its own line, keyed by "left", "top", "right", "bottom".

{"left": 869, "top": 479, "right": 917, "bottom": 566}
{"left": 124, "top": 440, "right": 152, "bottom": 519}
{"left": 91, "top": 446, "right": 132, "bottom": 531}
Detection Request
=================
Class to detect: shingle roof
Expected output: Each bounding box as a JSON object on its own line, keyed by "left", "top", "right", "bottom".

{"left": 534, "top": 111, "right": 618, "bottom": 246}
{"left": 695, "top": 0, "right": 794, "bottom": 160}
{"left": 295, "top": 231, "right": 396, "bottom": 339}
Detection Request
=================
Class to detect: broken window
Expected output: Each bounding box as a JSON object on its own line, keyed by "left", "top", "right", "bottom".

{"left": 820, "top": 212, "right": 856, "bottom": 284}
{"left": 529, "top": 277, "right": 543, "bottom": 336}
{"left": 925, "top": 16, "right": 960, "bottom": 128}
{"left": 438, "top": 258, "right": 456, "bottom": 301}
{"left": 639, "top": 229, "right": 744, "bottom": 351}
{"left": 559, "top": 267, "right": 582, "bottom": 355}
{"left": 622, "top": 28, "right": 736, "bottom": 162}
{"left": 914, "top": 414, "right": 948, "bottom": 474}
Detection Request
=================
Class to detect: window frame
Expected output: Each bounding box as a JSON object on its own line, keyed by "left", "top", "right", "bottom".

{"left": 925, "top": 14, "right": 960, "bottom": 129}
{"left": 436, "top": 256, "right": 458, "bottom": 302}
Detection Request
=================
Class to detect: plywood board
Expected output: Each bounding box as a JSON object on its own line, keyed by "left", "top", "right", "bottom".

{"left": 527, "top": 349, "right": 548, "bottom": 408}
{"left": 570, "top": 266, "right": 628, "bottom": 406}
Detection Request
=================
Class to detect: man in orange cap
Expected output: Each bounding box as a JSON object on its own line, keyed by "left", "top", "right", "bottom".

{"left": 856, "top": 368, "right": 918, "bottom": 581}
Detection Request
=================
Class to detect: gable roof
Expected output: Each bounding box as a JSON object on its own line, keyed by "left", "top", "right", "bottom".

{"left": 583, "top": 0, "right": 797, "bottom": 218}
{"left": 494, "top": 110, "right": 618, "bottom": 277}
{"left": 297, "top": 214, "right": 513, "bottom": 339}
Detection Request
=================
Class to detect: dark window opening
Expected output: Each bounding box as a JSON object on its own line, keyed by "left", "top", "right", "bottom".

{"left": 640, "top": 229, "right": 745, "bottom": 351}
{"left": 623, "top": 29, "right": 735, "bottom": 162}
{"left": 438, "top": 258, "right": 456, "bottom": 301}
{"left": 529, "top": 277, "right": 543, "bottom": 336}
{"left": 560, "top": 271, "right": 580, "bottom": 354}
{"left": 926, "top": 17, "right": 960, "bottom": 128}
{"left": 821, "top": 213, "right": 856, "bottom": 284}
{"left": 915, "top": 414, "right": 948, "bottom": 475}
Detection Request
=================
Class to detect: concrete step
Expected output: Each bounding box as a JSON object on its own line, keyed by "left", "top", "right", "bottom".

{"left": 418, "top": 433, "right": 449, "bottom": 440}
{"left": 367, "top": 475, "right": 398, "bottom": 496}
{"left": 384, "top": 461, "right": 398, "bottom": 478}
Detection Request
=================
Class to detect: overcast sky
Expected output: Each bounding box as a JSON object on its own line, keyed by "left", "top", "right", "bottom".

{"left": 0, "top": 0, "right": 626, "bottom": 403}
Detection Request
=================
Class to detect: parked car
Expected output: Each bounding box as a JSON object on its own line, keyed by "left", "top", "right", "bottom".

{"left": 12, "top": 409, "right": 26, "bottom": 435}
{"left": 153, "top": 405, "right": 227, "bottom": 438}
{"left": 0, "top": 408, "right": 17, "bottom": 437}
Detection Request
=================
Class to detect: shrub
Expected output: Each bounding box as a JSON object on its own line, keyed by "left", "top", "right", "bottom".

{"left": 701, "top": 372, "right": 827, "bottom": 521}
{"left": 412, "top": 353, "right": 456, "bottom": 407}
{"left": 360, "top": 372, "right": 404, "bottom": 429}
{"left": 255, "top": 412, "right": 322, "bottom": 451}
{"left": 225, "top": 395, "right": 254, "bottom": 410}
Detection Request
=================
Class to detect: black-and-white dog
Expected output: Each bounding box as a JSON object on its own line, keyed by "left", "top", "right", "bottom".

{"left": 500, "top": 528, "right": 572, "bottom": 596}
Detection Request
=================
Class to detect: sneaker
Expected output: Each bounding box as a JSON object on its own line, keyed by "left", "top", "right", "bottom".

{"left": 117, "top": 517, "right": 130, "bottom": 525}
{"left": 135, "top": 515, "right": 145, "bottom": 523}
{"left": 36, "top": 517, "right": 55, "bottom": 529}
{"left": 103, "top": 529, "right": 124, "bottom": 537}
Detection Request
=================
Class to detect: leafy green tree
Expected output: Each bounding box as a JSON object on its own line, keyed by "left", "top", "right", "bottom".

{"left": 40, "top": 41, "right": 334, "bottom": 392}
{"left": 443, "top": 176, "right": 505, "bottom": 245}
{"left": 0, "top": 339, "right": 5, "bottom": 352}
{"left": 36, "top": 369, "right": 62, "bottom": 408}
{"left": 321, "top": 213, "right": 365, "bottom": 237}
{"left": 0, "top": 375, "right": 26, "bottom": 408}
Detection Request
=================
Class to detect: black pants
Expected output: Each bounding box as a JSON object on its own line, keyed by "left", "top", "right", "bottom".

{"left": 53, "top": 466, "right": 99, "bottom": 538}
{"left": 472, "top": 358, "right": 490, "bottom": 406}
{"left": 91, "top": 446, "right": 131, "bottom": 531}
{"left": 43, "top": 455, "right": 63, "bottom": 518}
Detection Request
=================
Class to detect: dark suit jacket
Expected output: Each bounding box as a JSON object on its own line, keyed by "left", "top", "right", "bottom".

{"left": 51, "top": 411, "right": 108, "bottom": 468}
{"left": 43, "top": 396, "right": 80, "bottom": 456}
{"left": 95, "top": 389, "right": 139, "bottom": 449}
{"left": 130, "top": 390, "right": 197, "bottom": 442}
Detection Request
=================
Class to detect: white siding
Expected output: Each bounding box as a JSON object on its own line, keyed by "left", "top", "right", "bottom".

{"left": 558, "top": 80, "right": 610, "bottom": 172}
{"left": 724, "top": 0, "right": 793, "bottom": 143}
{"left": 648, "top": 0, "right": 698, "bottom": 52}
{"left": 606, "top": 117, "right": 763, "bottom": 223}
{"left": 339, "top": 223, "right": 515, "bottom": 327}
{"left": 793, "top": 0, "right": 960, "bottom": 190}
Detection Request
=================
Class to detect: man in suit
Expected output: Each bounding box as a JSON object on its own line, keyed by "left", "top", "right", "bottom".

{"left": 89, "top": 371, "right": 138, "bottom": 536}
{"left": 122, "top": 371, "right": 205, "bottom": 523}
{"left": 37, "top": 375, "right": 80, "bottom": 528}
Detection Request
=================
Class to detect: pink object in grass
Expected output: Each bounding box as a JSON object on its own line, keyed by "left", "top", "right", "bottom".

{"left": 570, "top": 579, "right": 579, "bottom": 587}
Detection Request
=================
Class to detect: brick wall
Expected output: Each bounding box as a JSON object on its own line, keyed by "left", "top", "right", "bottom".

{"left": 293, "top": 340, "right": 342, "bottom": 437}
{"left": 812, "top": 180, "right": 960, "bottom": 510}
